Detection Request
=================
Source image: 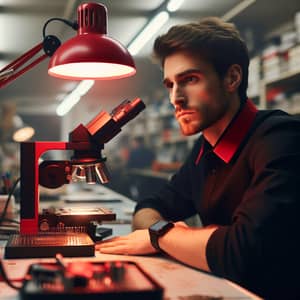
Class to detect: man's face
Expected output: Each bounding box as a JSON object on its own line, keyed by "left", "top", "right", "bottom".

{"left": 163, "top": 51, "right": 231, "bottom": 136}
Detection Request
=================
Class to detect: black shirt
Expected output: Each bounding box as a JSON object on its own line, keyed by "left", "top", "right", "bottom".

{"left": 135, "top": 100, "right": 300, "bottom": 299}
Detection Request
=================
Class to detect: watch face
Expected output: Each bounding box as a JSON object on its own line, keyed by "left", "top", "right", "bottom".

{"left": 150, "top": 220, "right": 169, "bottom": 231}
{"left": 150, "top": 220, "right": 174, "bottom": 235}
{"left": 149, "top": 220, "right": 174, "bottom": 250}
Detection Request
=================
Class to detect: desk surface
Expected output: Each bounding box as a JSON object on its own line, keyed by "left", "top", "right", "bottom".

{"left": 0, "top": 252, "right": 261, "bottom": 300}
{"left": 0, "top": 185, "right": 262, "bottom": 300}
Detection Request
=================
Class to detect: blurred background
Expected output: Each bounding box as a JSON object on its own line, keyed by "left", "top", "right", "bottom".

{"left": 1, "top": 0, "right": 300, "bottom": 199}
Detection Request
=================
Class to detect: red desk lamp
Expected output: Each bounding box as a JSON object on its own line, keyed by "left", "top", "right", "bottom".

{"left": 0, "top": 2, "right": 136, "bottom": 88}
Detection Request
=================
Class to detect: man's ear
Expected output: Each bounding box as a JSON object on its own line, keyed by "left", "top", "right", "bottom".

{"left": 224, "top": 64, "right": 242, "bottom": 92}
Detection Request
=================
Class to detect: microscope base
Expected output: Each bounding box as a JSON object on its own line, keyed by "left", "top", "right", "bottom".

{"left": 4, "top": 232, "right": 95, "bottom": 258}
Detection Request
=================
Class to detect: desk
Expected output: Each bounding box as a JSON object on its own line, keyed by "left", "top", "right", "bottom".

{"left": 0, "top": 253, "right": 262, "bottom": 300}
{"left": 0, "top": 185, "right": 262, "bottom": 300}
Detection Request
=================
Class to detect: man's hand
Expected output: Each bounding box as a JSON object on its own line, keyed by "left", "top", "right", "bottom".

{"left": 96, "top": 221, "right": 218, "bottom": 272}
{"left": 96, "top": 221, "right": 187, "bottom": 256}
{"left": 96, "top": 229, "right": 158, "bottom": 255}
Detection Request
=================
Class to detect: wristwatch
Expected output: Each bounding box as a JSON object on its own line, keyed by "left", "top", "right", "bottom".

{"left": 149, "top": 220, "right": 174, "bottom": 251}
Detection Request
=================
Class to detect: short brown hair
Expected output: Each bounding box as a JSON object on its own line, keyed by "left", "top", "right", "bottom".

{"left": 153, "top": 17, "right": 249, "bottom": 102}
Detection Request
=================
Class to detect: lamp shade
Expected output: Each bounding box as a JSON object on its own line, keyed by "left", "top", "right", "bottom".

{"left": 48, "top": 3, "right": 136, "bottom": 80}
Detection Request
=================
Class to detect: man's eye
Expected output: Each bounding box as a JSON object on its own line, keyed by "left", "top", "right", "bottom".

{"left": 183, "top": 76, "right": 198, "bottom": 84}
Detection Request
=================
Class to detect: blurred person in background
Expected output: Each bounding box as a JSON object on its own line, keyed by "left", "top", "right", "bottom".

{"left": 126, "top": 136, "right": 156, "bottom": 200}
{"left": 0, "top": 101, "right": 21, "bottom": 180}
{"left": 127, "top": 136, "right": 155, "bottom": 170}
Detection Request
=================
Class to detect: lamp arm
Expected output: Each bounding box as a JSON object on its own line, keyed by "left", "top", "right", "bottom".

{"left": 0, "top": 43, "right": 47, "bottom": 88}
{"left": 0, "top": 34, "right": 61, "bottom": 89}
{"left": 0, "top": 43, "right": 43, "bottom": 75}
{"left": 0, "top": 16, "right": 76, "bottom": 89}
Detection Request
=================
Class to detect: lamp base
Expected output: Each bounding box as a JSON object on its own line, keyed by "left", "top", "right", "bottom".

{"left": 5, "top": 232, "right": 94, "bottom": 258}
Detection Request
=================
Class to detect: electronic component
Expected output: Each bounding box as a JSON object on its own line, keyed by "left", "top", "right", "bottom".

{"left": 86, "top": 221, "right": 113, "bottom": 241}
{"left": 5, "top": 233, "right": 95, "bottom": 258}
{"left": 20, "top": 260, "right": 163, "bottom": 299}
{"left": 38, "top": 207, "right": 116, "bottom": 232}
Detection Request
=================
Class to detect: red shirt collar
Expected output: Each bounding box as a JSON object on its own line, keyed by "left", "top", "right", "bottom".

{"left": 195, "top": 100, "right": 258, "bottom": 165}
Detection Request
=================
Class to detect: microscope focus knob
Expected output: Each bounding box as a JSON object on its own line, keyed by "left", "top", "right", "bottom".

{"left": 39, "top": 160, "right": 71, "bottom": 188}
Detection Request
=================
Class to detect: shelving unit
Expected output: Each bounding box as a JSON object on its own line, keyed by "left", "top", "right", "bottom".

{"left": 259, "top": 66, "right": 300, "bottom": 114}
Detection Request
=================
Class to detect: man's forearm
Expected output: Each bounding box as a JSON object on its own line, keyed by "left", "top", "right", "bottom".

{"left": 159, "top": 223, "right": 219, "bottom": 271}
{"left": 132, "top": 208, "right": 164, "bottom": 230}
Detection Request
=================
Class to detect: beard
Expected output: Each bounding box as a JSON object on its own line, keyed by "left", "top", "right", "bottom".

{"left": 177, "top": 100, "right": 229, "bottom": 136}
{"left": 178, "top": 115, "right": 201, "bottom": 135}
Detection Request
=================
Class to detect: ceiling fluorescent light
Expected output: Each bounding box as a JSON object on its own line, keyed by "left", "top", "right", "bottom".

{"left": 167, "top": 0, "right": 185, "bottom": 12}
{"left": 128, "top": 11, "right": 169, "bottom": 56}
{"left": 75, "top": 80, "right": 95, "bottom": 97}
{"left": 56, "top": 80, "right": 94, "bottom": 116}
{"left": 56, "top": 93, "right": 80, "bottom": 116}
{"left": 222, "top": 0, "right": 256, "bottom": 21}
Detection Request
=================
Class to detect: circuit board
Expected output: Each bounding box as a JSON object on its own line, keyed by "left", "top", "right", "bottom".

{"left": 20, "top": 260, "right": 163, "bottom": 300}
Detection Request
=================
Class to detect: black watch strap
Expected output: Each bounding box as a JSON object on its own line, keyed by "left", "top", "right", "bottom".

{"left": 149, "top": 220, "right": 174, "bottom": 251}
{"left": 149, "top": 230, "right": 161, "bottom": 251}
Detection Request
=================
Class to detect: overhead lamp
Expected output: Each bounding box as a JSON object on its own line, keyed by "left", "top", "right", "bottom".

{"left": 166, "top": 0, "right": 186, "bottom": 12}
{"left": 12, "top": 124, "right": 35, "bottom": 142}
{"left": 11, "top": 115, "right": 35, "bottom": 142}
{"left": 56, "top": 80, "right": 95, "bottom": 116}
{"left": 0, "top": 105, "right": 35, "bottom": 142}
{"left": 222, "top": 0, "right": 256, "bottom": 21}
{"left": 127, "top": 0, "right": 186, "bottom": 56}
{"left": 0, "top": 2, "right": 136, "bottom": 89}
{"left": 128, "top": 11, "right": 169, "bottom": 56}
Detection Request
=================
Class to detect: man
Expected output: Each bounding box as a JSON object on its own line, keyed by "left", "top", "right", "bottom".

{"left": 97, "top": 17, "right": 300, "bottom": 299}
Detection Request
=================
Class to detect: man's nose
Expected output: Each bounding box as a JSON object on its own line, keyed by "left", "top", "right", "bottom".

{"left": 170, "top": 86, "right": 186, "bottom": 107}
